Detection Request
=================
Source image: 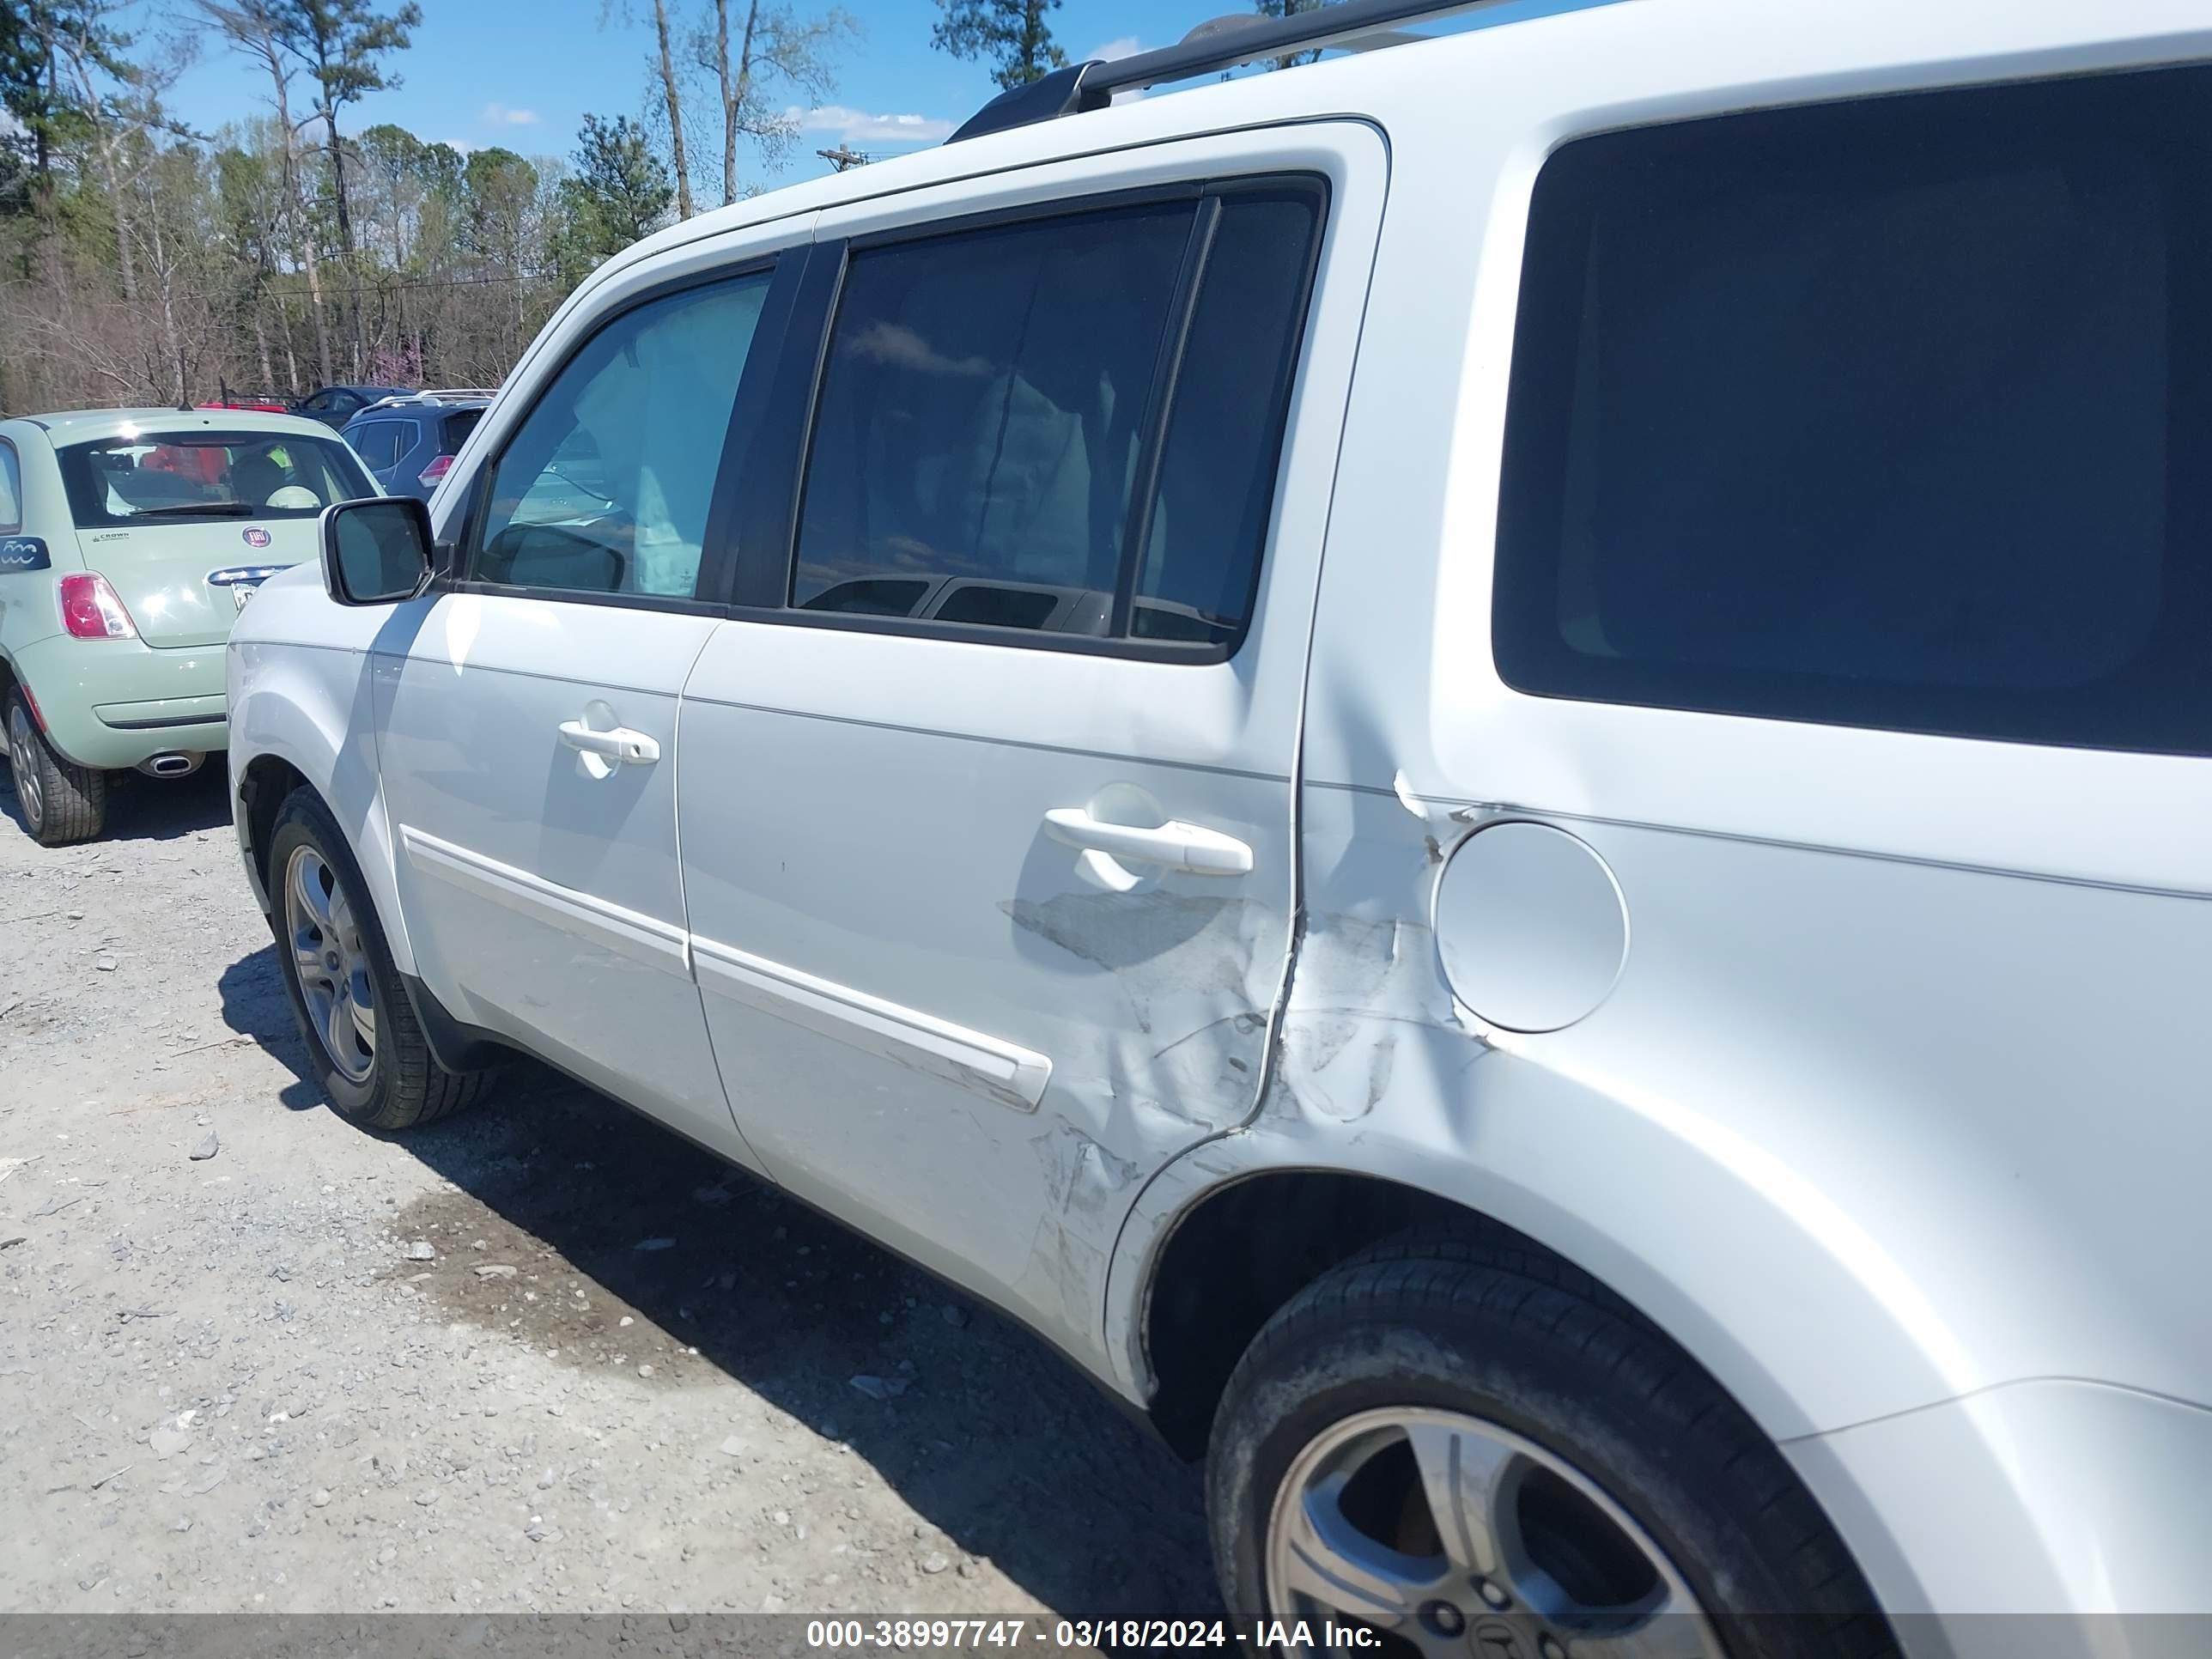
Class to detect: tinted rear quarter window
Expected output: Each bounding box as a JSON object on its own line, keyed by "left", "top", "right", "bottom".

{"left": 1494, "top": 64, "right": 2212, "bottom": 756}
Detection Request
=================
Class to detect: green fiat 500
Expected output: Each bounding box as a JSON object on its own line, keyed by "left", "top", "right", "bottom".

{"left": 0, "top": 409, "right": 379, "bottom": 843}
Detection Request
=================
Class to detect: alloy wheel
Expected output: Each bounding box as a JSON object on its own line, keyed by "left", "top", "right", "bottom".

{"left": 283, "top": 844, "right": 377, "bottom": 1085}
{"left": 1266, "top": 1407, "right": 1726, "bottom": 1659}
{"left": 8, "top": 704, "right": 42, "bottom": 831}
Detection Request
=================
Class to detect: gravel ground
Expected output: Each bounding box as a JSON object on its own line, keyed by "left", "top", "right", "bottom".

{"left": 0, "top": 766, "right": 1220, "bottom": 1618}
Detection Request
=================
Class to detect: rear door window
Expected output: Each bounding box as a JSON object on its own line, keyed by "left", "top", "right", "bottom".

{"left": 793, "top": 201, "right": 1190, "bottom": 628}
{"left": 348, "top": 421, "right": 410, "bottom": 471}
{"left": 1494, "top": 64, "right": 2212, "bottom": 757}
{"left": 0, "top": 441, "right": 20, "bottom": 533}
{"left": 788, "top": 181, "right": 1325, "bottom": 656}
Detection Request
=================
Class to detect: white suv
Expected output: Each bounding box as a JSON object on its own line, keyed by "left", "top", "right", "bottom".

{"left": 228, "top": 0, "right": 2212, "bottom": 1646}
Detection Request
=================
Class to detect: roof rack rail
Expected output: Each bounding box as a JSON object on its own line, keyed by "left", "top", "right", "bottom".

{"left": 948, "top": 0, "right": 1527, "bottom": 143}
{"left": 356, "top": 388, "right": 499, "bottom": 416}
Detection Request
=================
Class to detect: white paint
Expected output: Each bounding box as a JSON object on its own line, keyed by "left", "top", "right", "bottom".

{"left": 223, "top": 3, "right": 2212, "bottom": 1628}
{"left": 691, "top": 934, "right": 1052, "bottom": 1114}
{"left": 1433, "top": 822, "right": 1626, "bottom": 1032}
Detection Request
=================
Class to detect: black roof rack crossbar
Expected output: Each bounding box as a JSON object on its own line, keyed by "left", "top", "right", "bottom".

{"left": 948, "top": 0, "right": 1535, "bottom": 143}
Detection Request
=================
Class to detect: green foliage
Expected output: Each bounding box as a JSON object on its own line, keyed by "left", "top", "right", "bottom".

{"left": 560, "top": 113, "right": 675, "bottom": 276}
{"left": 278, "top": 0, "right": 421, "bottom": 113}
{"left": 2, "top": 3, "right": 128, "bottom": 187}
{"left": 1, "top": 0, "right": 848, "bottom": 410}
{"left": 930, "top": 0, "right": 1066, "bottom": 91}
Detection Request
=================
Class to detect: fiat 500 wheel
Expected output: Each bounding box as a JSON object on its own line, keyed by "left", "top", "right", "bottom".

{"left": 5, "top": 691, "right": 106, "bottom": 845}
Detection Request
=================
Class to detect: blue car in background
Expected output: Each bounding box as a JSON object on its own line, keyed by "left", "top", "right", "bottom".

{"left": 338, "top": 392, "right": 493, "bottom": 501}
{"left": 290, "top": 384, "right": 415, "bottom": 429}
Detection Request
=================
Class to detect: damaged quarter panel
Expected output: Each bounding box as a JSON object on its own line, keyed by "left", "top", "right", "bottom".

{"left": 1115, "top": 48, "right": 2212, "bottom": 1450}
{"left": 678, "top": 124, "right": 1387, "bottom": 1369}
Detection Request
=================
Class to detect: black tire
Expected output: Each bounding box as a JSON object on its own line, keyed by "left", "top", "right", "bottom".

{"left": 264, "top": 785, "right": 495, "bottom": 1130}
{"left": 5, "top": 690, "right": 106, "bottom": 845}
{"left": 1207, "top": 1230, "right": 1897, "bottom": 1659}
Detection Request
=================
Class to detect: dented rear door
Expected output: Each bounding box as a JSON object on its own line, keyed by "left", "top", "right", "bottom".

{"left": 675, "top": 124, "right": 1386, "bottom": 1358}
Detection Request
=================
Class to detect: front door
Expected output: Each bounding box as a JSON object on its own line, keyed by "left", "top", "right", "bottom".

{"left": 676, "top": 130, "right": 1384, "bottom": 1350}
{"left": 375, "top": 257, "right": 782, "bottom": 1164}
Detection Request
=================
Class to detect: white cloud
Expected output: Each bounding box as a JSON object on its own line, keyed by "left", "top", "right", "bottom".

{"left": 1084, "top": 37, "right": 1150, "bottom": 103}
{"left": 789, "top": 105, "right": 955, "bottom": 146}
{"left": 481, "top": 103, "right": 539, "bottom": 126}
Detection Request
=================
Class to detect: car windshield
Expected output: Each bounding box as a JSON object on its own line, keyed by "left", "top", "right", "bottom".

{"left": 57, "top": 429, "right": 374, "bottom": 528}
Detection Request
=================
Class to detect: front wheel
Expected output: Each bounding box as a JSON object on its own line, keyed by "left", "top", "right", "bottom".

{"left": 1206, "top": 1233, "right": 1896, "bottom": 1659}
{"left": 266, "top": 786, "right": 495, "bottom": 1129}
{"left": 5, "top": 691, "right": 106, "bottom": 845}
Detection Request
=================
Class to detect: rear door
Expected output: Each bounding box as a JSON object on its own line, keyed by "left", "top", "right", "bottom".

{"left": 373, "top": 227, "right": 807, "bottom": 1166}
{"left": 676, "top": 127, "right": 1384, "bottom": 1348}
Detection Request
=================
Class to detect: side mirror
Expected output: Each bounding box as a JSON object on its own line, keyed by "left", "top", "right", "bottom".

{"left": 320, "top": 496, "right": 434, "bottom": 606}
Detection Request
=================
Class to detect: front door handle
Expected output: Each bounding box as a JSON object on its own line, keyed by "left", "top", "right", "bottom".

{"left": 1042, "top": 807, "right": 1253, "bottom": 877}
{"left": 558, "top": 720, "right": 660, "bottom": 765}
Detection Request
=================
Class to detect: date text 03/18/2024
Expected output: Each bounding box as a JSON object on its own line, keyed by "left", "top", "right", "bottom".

{"left": 804, "top": 1620, "right": 1385, "bottom": 1650}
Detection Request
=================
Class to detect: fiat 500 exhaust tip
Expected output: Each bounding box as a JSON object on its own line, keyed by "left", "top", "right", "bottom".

{"left": 137, "top": 752, "right": 202, "bottom": 778}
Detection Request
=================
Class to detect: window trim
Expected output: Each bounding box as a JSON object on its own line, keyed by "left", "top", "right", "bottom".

{"left": 727, "top": 172, "right": 1331, "bottom": 665}
{"left": 447, "top": 254, "right": 789, "bottom": 616}
{"left": 0, "top": 438, "right": 21, "bottom": 536}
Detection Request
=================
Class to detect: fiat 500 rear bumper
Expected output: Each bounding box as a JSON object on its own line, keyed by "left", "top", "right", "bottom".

{"left": 10, "top": 632, "right": 228, "bottom": 769}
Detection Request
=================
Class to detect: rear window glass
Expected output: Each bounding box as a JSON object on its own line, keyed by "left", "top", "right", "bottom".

{"left": 441, "top": 409, "right": 485, "bottom": 450}
{"left": 58, "top": 429, "right": 374, "bottom": 528}
{"left": 789, "top": 183, "right": 1324, "bottom": 656}
{"left": 1494, "top": 64, "right": 2212, "bottom": 756}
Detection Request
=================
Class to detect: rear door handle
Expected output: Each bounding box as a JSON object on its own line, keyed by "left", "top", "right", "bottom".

{"left": 558, "top": 720, "right": 660, "bottom": 765}
{"left": 1042, "top": 807, "right": 1253, "bottom": 877}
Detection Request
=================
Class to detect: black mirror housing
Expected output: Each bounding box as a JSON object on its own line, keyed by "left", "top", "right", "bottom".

{"left": 320, "top": 496, "right": 435, "bottom": 606}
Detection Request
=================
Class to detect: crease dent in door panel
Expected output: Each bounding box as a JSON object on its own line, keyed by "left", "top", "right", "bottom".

{"left": 399, "top": 824, "right": 691, "bottom": 976}
{"left": 690, "top": 934, "right": 1053, "bottom": 1113}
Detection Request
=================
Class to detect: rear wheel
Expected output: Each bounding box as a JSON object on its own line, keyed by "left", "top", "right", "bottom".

{"left": 1207, "top": 1233, "right": 1896, "bottom": 1659}
{"left": 4, "top": 691, "right": 106, "bottom": 845}
{"left": 266, "top": 786, "right": 495, "bottom": 1129}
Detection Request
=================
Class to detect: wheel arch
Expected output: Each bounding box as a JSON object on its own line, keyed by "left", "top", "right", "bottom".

{"left": 1114, "top": 1085, "right": 1975, "bottom": 1468}
{"left": 228, "top": 657, "right": 416, "bottom": 979}
{"left": 1138, "top": 1168, "right": 1488, "bottom": 1458}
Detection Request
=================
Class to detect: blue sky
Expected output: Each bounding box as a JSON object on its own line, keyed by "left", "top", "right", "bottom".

{"left": 155, "top": 0, "right": 1187, "bottom": 182}
{"left": 151, "top": 0, "right": 1601, "bottom": 185}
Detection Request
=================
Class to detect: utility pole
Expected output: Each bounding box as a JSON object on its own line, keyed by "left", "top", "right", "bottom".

{"left": 817, "top": 143, "right": 873, "bottom": 172}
